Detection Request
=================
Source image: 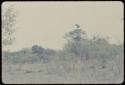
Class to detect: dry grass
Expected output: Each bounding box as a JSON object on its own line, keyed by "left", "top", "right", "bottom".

{"left": 2, "top": 55, "right": 124, "bottom": 84}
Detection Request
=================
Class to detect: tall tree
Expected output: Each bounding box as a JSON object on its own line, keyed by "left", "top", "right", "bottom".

{"left": 2, "top": 6, "right": 16, "bottom": 48}
{"left": 64, "top": 24, "right": 88, "bottom": 60}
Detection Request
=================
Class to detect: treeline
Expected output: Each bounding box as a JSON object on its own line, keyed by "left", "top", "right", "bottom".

{"left": 2, "top": 24, "right": 123, "bottom": 65}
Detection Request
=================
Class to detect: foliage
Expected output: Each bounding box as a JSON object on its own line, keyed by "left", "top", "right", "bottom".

{"left": 63, "top": 24, "right": 123, "bottom": 61}
{"left": 2, "top": 24, "right": 123, "bottom": 66}
{"left": 32, "top": 45, "right": 44, "bottom": 54}
{"left": 2, "top": 6, "right": 17, "bottom": 47}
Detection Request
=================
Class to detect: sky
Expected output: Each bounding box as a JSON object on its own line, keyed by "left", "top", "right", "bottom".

{"left": 2, "top": 1, "right": 124, "bottom": 52}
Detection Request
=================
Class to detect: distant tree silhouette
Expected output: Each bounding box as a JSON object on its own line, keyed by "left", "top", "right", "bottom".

{"left": 32, "top": 45, "right": 44, "bottom": 54}
{"left": 64, "top": 24, "right": 89, "bottom": 60}
{"left": 2, "top": 6, "right": 17, "bottom": 48}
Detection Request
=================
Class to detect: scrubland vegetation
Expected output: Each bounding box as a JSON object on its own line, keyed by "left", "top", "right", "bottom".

{"left": 2, "top": 7, "right": 124, "bottom": 84}
{"left": 2, "top": 25, "right": 124, "bottom": 84}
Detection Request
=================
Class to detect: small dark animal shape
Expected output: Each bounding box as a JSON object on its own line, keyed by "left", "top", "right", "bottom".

{"left": 25, "top": 70, "right": 33, "bottom": 74}
{"left": 102, "top": 65, "right": 106, "bottom": 69}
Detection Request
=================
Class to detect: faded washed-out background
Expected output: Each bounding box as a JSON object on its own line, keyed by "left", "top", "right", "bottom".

{"left": 2, "top": 1, "right": 124, "bottom": 84}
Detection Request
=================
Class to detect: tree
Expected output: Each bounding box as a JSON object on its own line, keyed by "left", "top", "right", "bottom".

{"left": 64, "top": 24, "right": 87, "bottom": 43}
{"left": 32, "top": 45, "right": 44, "bottom": 54}
{"left": 2, "top": 6, "right": 17, "bottom": 48}
{"left": 64, "top": 24, "right": 89, "bottom": 60}
{"left": 2, "top": 6, "right": 17, "bottom": 66}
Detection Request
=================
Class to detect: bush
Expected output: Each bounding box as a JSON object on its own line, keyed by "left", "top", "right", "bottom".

{"left": 4, "top": 49, "right": 39, "bottom": 64}
{"left": 32, "top": 45, "right": 44, "bottom": 54}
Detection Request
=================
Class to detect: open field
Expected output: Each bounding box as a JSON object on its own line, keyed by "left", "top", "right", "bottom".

{"left": 2, "top": 55, "right": 124, "bottom": 84}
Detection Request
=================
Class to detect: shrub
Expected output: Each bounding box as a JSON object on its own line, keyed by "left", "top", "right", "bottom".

{"left": 32, "top": 45, "right": 44, "bottom": 54}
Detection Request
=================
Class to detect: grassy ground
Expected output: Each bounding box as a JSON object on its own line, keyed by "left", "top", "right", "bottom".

{"left": 2, "top": 55, "right": 124, "bottom": 84}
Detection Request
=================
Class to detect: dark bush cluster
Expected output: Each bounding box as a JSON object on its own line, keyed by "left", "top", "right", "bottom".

{"left": 32, "top": 45, "right": 44, "bottom": 54}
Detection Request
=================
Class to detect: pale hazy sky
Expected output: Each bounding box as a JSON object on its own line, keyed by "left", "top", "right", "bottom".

{"left": 2, "top": 1, "right": 124, "bottom": 51}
